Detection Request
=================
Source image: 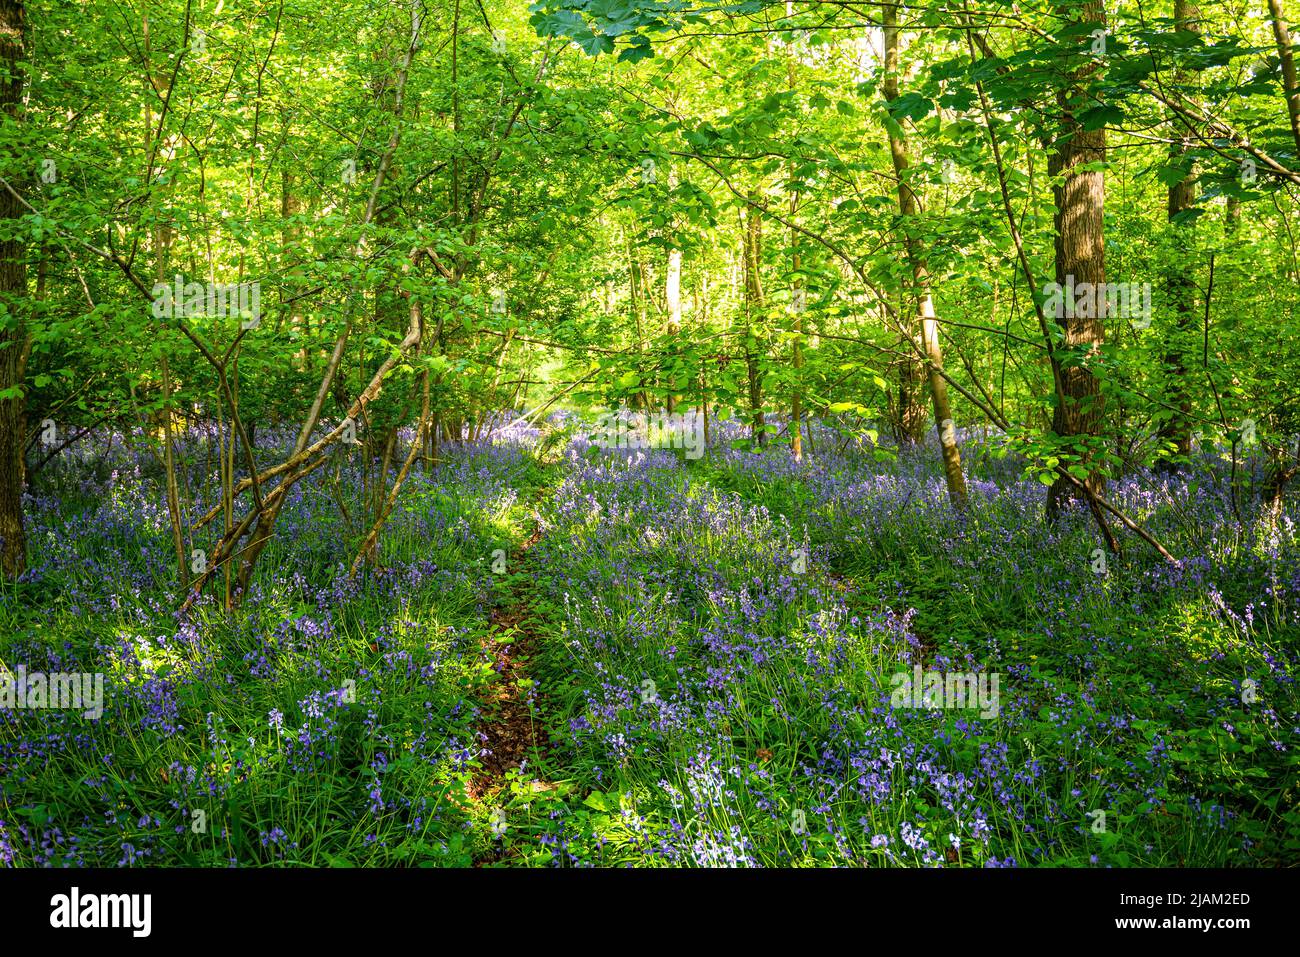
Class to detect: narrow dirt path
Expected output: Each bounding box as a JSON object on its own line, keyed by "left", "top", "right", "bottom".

{"left": 466, "top": 509, "right": 561, "bottom": 863}
{"left": 469, "top": 520, "right": 553, "bottom": 793}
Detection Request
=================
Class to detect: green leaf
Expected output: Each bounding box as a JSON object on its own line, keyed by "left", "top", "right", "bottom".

{"left": 1077, "top": 105, "right": 1124, "bottom": 131}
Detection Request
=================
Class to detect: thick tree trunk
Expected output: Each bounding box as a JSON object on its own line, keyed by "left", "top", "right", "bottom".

{"left": 1046, "top": 0, "right": 1108, "bottom": 519}
{"left": 1261, "top": 457, "right": 1297, "bottom": 526}
{"left": 0, "top": 0, "right": 27, "bottom": 580}
{"left": 894, "top": 352, "right": 927, "bottom": 444}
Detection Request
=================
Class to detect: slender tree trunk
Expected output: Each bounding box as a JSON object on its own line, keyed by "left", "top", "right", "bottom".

{"left": 282, "top": 171, "right": 308, "bottom": 370}
{"left": 1268, "top": 0, "right": 1300, "bottom": 159}
{"left": 790, "top": 242, "right": 804, "bottom": 463}
{"left": 785, "top": 9, "right": 804, "bottom": 463}
{"left": 228, "top": 0, "right": 425, "bottom": 600}
{"left": 1157, "top": 0, "right": 1201, "bottom": 470}
{"left": 665, "top": 240, "right": 682, "bottom": 415}
{"left": 143, "top": 9, "right": 189, "bottom": 591}
{"left": 0, "top": 0, "right": 28, "bottom": 580}
{"left": 742, "top": 196, "right": 766, "bottom": 447}
{"left": 883, "top": 3, "right": 967, "bottom": 506}
{"left": 161, "top": 357, "right": 189, "bottom": 590}
{"left": 364, "top": 29, "right": 408, "bottom": 547}
{"left": 627, "top": 234, "right": 650, "bottom": 411}
{"left": 701, "top": 367, "right": 710, "bottom": 446}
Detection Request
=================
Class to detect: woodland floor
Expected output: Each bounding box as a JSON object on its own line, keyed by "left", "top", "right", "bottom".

{"left": 1, "top": 420, "right": 1297, "bottom": 867}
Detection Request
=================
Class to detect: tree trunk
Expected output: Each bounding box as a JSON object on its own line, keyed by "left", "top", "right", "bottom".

{"left": 786, "top": 12, "right": 804, "bottom": 463}
{"left": 1268, "top": 0, "right": 1300, "bottom": 159}
{"left": 0, "top": 0, "right": 28, "bottom": 581}
{"left": 883, "top": 3, "right": 967, "bottom": 506}
{"left": 665, "top": 244, "right": 682, "bottom": 415}
{"left": 627, "top": 233, "right": 650, "bottom": 412}
{"left": 282, "top": 171, "right": 309, "bottom": 370}
{"left": 161, "top": 357, "right": 189, "bottom": 591}
{"left": 1157, "top": 0, "right": 1201, "bottom": 470}
{"left": 742, "top": 196, "right": 766, "bottom": 447}
{"left": 894, "top": 352, "right": 927, "bottom": 444}
{"left": 1046, "top": 0, "right": 1108, "bottom": 520}
{"left": 790, "top": 242, "right": 804, "bottom": 463}
{"left": 1261, "top": 457, "right": 1297, "bottom": 526}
